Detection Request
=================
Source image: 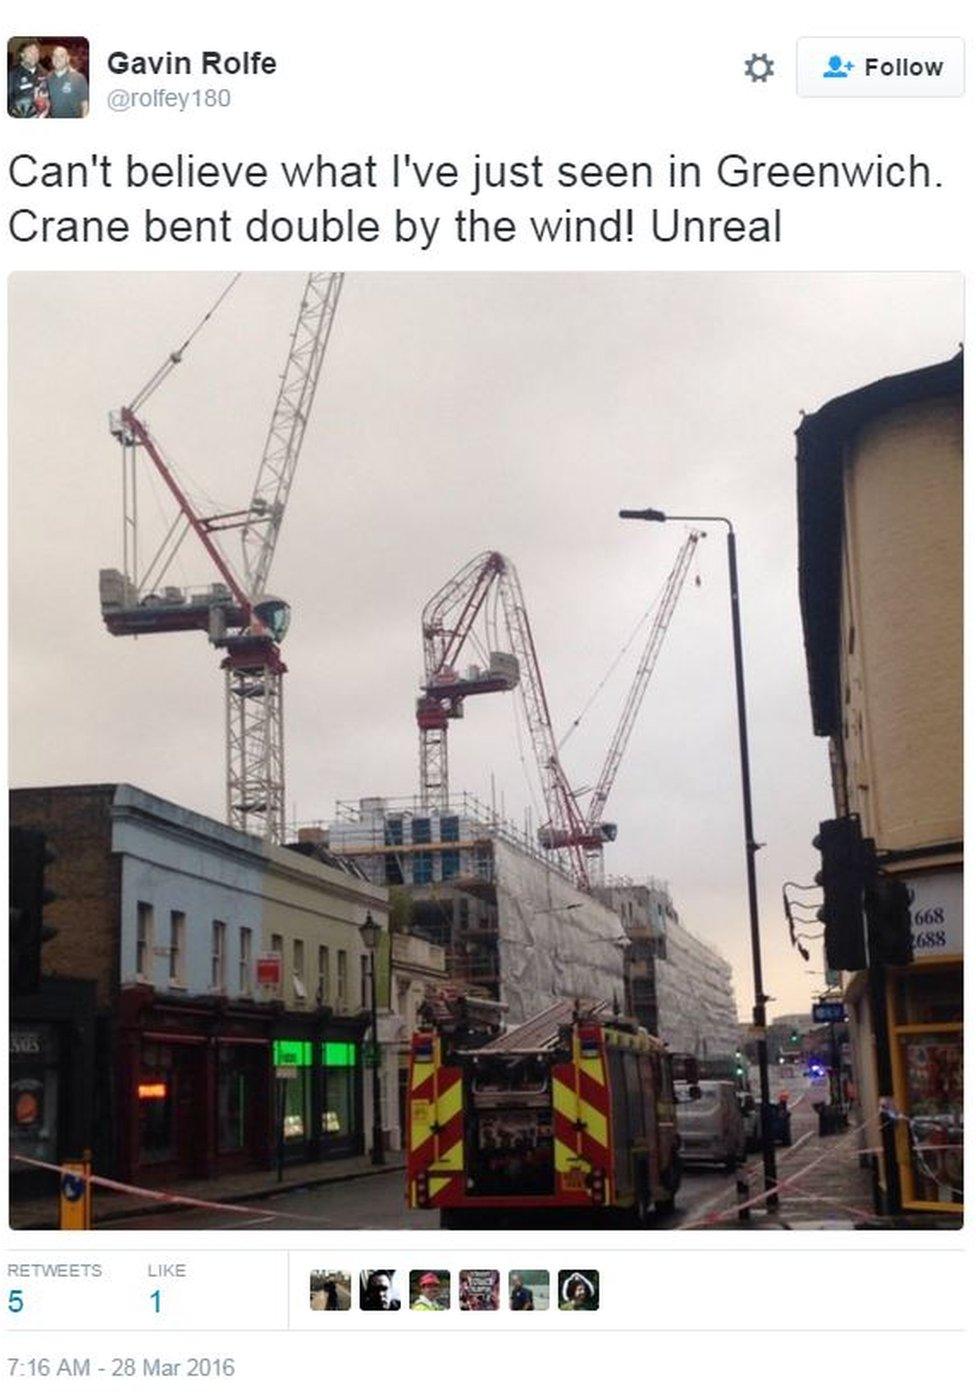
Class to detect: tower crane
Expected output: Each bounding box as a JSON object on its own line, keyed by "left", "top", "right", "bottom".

{"left": 415, "top": 551, "right": 598, "bottom": 889}
{"left": 98, "top": 272, "right": 344, "bottom": 843}
{"left": 414, "top": 532, "right": 702, "bottom": 889}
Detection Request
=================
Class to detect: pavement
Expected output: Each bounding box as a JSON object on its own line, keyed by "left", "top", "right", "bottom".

{"left": 10, "top": 1150, "right": 406, "bottom": 1230}
{"left": 683, "top": 1076, "right": 880, "bottom": 1230}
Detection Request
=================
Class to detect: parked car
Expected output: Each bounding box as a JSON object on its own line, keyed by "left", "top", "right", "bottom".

{"left": 675, "top": 1079, "right": 747, "bottom": 1170}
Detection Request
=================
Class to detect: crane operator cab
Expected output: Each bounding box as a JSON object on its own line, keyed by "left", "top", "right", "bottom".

{"left": 252, "top": 596, "right": 291, "bottom": 642}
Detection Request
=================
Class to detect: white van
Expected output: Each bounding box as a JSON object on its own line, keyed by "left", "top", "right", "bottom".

{"left": 675, "top": 1079, "right": 747, "bottom": 1169}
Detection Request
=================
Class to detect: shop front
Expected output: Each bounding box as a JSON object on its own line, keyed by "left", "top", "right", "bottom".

{"left": 272, "top": 1016, "right": 366, "bottom": 1163}
{"left": 118, "top": 986, "right": 274, "bottom": 1185}
{"left": 889, "top": 868, "right": 963, "bottom": 1215}
{"left": 9, "top": 978, "right": 97, "bottom": 1198}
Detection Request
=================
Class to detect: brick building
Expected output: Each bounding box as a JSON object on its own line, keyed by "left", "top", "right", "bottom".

{"left": 10, "top": 785, "right": 387, "bottom": 1193}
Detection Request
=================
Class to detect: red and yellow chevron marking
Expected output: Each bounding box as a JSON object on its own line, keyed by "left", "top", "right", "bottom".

{"left": 552, "top": 1028, "right": 611, "bottom": 1202}
{"left": 406, "top": 1035, "right": 465, "bottom": 1208}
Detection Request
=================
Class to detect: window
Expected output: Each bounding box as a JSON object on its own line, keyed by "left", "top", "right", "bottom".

{"left": 318, "top": 945, "right": 330, "bottom": 1005}
{"left": 293, "top": 939, "right": 307, "bottom": 1001}
{"left": 441, "top": 850, "right": 460, "bottom": 880}
{"left": 360, "top": 954, "right": 369, "bottom": 1009}
{"left": 169, "top": 911, "right": 186, "bottom": 984}
{"left": 440, "top": 815, "right": 459, "bottom": 843}
{"left": 412, "top": 851, "right": 434, "bottom": 884}
{"left": 337, "top": 949, "right": 348, "bottom": 1009}
{"left": 239, "top": 927, "right": 252, "bottom": 995}
{"left": 211, "top": 920, "right": 226, "bottom": 991}
{"left": 385, "top": 817, "right": 403, "bottom": 846}
{"left": 136, "top": 902, "right": 153, "bottom": 979}
{"left": 411, "top": 817, "right": 431, "bottom": 844}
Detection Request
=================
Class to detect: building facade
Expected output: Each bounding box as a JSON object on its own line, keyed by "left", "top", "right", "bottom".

{"left": 597, "top": 877, "right": 739, "bottom": 1061}
{"left": 10, "top": 785, "right": 388, "bottom": 1191}
{"left": 325, "top": 794, "right": 627, "bottom": 1026}
{"left": 796, "top": 351, "right": 963, "bottom": 1217}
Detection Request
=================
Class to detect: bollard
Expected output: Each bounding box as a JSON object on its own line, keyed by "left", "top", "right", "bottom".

{"left": 736, "top": 1167, "right": 751, "bottom": 1223}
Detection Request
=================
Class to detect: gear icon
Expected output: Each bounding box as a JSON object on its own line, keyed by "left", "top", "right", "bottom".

{"left": 745, "top": 53, "right": 775, "bottom": 83}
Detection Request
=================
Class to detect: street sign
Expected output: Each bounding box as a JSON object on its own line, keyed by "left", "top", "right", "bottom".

{"left": 257, "top": 953, "right": 282, "bottom": 986}
{"left": 59, "top": 1160, "right": 91, "bottom": 1230}
{"left": 812, "top": 1001, "right": 847, "bottom": 1024}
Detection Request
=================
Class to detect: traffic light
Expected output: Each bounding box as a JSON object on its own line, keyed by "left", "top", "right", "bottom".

{"left": 9, "top": 826, "right": 58, "bottom": 996}
{"left": 734, "top": 1051, "right": 747, "bottom": 1082}
{"left": 813, "top": 815, "right": 870, "bottom": 972}
{"left": 865, "top": 877, "right": 913, "bottom": 967}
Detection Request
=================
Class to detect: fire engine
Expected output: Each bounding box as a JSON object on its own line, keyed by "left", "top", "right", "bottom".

{"left": 406, "top": 991, "right": 682, "bottom": 1226}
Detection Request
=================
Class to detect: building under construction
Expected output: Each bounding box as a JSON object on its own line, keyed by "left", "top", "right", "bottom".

{"left": 318, "top": 793, "right": 627, "bottom": 1025}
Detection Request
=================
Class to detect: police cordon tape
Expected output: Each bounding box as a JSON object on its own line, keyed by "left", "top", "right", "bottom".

{"left": 678, "top": 1117, "right": 879, "bottom": 1229}
{"left": 9, "top": 1154, "right": 353, "bottom": 1226}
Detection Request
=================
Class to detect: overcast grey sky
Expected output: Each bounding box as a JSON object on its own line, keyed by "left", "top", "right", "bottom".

{"left": 8, "top": 272, "right": 961, "bottom": 1018}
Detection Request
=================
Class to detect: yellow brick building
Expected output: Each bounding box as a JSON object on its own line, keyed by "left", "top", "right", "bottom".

{"left": 796, "top": 351, "right": 962, "bottom": 1217}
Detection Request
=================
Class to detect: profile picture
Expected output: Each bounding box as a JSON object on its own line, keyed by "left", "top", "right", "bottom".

{"left": 359, "top": 1269, "right": 402, "bottom": 1311}
{"left": 557, "top": 1269, "right": 600, "bottom": 1311}
{"left": 7, "top": 36, "right": 89, "bottom": 118}
{"left": 459, "top": 1269, "right": 500, "bottom": 1311}
{"left": 509, "top": 1269, "right": 549, "bottom": 1311}
{"left": 409, "top": 1270, "right": 450, "bottom": 1311}
{"left": 309, "top": 1270, "right": 351, "bottom": 1311}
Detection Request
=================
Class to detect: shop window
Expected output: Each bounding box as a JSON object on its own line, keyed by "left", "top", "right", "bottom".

{"left": 138, "top": 1044, "right": 175, "bottom": 1165}
{"left": 217, "top": 1045, "right": 249, "bottom": 1152}
{"left": 321, "top": 1042, "right": 358, "bottom": 1139}
{"left": 211, "top": 920, "right": 226, "bottom": 991}
{"left": 169, "top": 911, "right": 186, "bottom": 985}
{"left": 891, "top": 964, "right": 963, "bottom": 1210}
{"left": 239, "top": 927, "right": 252, "bottom": 996}
{"left": 893, "top": 966, "right": 962, "bottom": 1026}
{"left": 136, "top": 902, "right": 153, "bottom": 979}
{"left": 273, "top": 1040, "right": 313, "bottom": 1142}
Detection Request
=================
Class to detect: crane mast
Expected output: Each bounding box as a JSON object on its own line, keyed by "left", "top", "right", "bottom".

{"left": 99, "top": 272, "right": 345, "bottom": 844}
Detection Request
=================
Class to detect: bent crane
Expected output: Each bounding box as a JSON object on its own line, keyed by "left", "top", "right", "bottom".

{"left": 416, "top": 551, "right": 596, "bottom": 889}
{"left": 415, "top": 533, "right": 702, "bottom": 889}
{"left": 99, "top": 272, "right": 344, "bottom": 842}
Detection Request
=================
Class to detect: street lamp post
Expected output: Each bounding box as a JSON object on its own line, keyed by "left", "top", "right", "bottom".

{"left": 619, "top": 507, "right": 779, "bottom": 1211}
{"left": 359, "top": 911, "right": 386, "bottom": 1166}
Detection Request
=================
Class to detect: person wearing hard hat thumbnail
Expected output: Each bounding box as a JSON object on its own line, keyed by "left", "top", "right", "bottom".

{"left": 411, "top": 1272, "right": 446, "bottom": 1310}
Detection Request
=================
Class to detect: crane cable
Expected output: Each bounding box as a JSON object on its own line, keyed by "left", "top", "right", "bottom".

{"left": 128, "top": 272, "right": 242, "bottom": 413}
{"left": 557, "top": 569, "right": 670, "bottom": 752}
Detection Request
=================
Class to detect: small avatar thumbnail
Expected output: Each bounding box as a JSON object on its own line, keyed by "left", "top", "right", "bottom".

{"left": 557, "top": 1269, "right": 600, "bottom": 1311}
{"left": 509, "top": 1269, "right": 549, "bottom": 1311}
{"left": 459, "top": 1269, "right": 499, "bottom": 1311}
{"left": 309, "top": 1270, "right": 351, "bottom": 1311}
{"left": 409, "top": 1270, "right": 450, "bottom": 1311}
{"left": 359, "top": 1269, "right": 402, "bottom": 1311}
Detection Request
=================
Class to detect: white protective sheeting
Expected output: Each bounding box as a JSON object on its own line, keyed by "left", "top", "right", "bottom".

{"left": 492, "top": 839, "right": 626, "bottom": 1024}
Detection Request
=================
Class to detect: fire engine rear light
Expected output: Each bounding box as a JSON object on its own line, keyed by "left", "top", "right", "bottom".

{"left": 416, "top": 1172, "right": 429, "bottom": 1205}
{"left": 589, "top": 1168, "right": 606, "bottom": 1204}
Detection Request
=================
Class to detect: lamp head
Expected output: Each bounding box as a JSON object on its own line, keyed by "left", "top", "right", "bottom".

{"left": 619, "top": 507, "right": 667, "bottom": 522}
